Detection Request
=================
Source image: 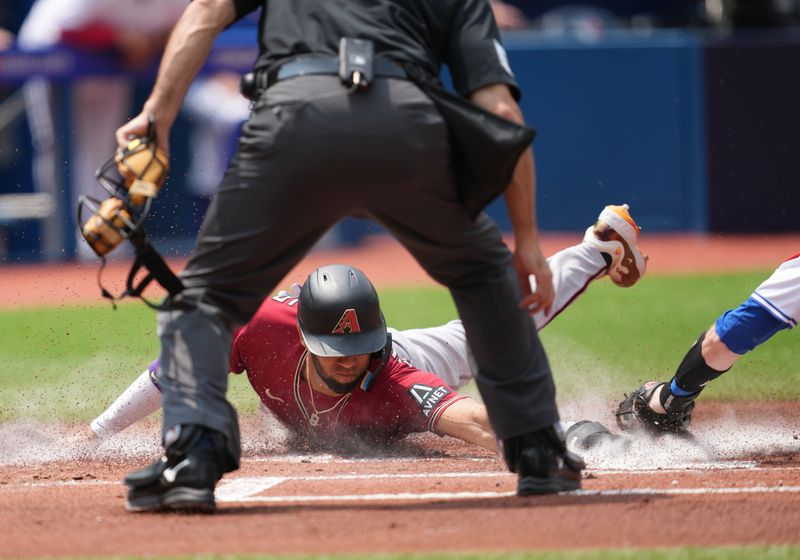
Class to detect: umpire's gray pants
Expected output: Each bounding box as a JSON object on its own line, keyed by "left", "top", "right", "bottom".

{"left": 157, "top": 75, "right": 559, "bottom": 467}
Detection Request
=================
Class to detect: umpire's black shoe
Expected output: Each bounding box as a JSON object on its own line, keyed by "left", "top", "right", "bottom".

{"left": 124, "top": 425, "right": 228, "bottom": 513}
{"left": 503, "top": 424, "right": 585, "bottom": 496}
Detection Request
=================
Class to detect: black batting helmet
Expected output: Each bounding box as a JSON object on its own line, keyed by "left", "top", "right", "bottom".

{"left": 297, "top": 264, "right": 387, "bottom": 357}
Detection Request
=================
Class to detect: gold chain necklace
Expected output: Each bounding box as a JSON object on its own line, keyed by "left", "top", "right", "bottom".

{"left": 293, "top": 350, "right": 352, "bottom": 428}
{"left": 306, "top": 374, "right": 351, "bottom": 427}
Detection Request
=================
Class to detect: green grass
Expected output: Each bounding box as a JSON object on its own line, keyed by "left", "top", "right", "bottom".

{"left": 541, "top": 270, "right": 798, "bottom": 401}
{"left": 1, "top": 270, "right": 797, "bottom": 423}
{"left": 41, "top": 545, "right": 800, "bottom": 559}
{"left": 0, "top": 303, "right": 158, "bottom": 422}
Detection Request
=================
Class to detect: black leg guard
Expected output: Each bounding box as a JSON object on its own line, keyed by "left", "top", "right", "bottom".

{"left": 672, "top": 331, "right": 729, "bottom": 395}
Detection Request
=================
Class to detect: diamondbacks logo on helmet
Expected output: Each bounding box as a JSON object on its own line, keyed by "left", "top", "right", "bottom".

{"left": 332, "top": 308, "right": 361, "bottom": 335}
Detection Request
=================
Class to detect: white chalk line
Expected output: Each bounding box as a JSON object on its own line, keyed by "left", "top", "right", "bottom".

{"left": 217, "top": 485, "right": 800, "bottom": 504}
{"left": 215, "top": 464, "right": 800, "bottom": 486}
{"left": 222, "top": 490, "right": 517, "bottom": 503}
{"left": 240, "top": 471, "right": 509, "bottom": 482}
{"left": 213, "top": 473, "right": 512, "bottom": 502}
{"left": 573, "top": 486, "right": 800, "bottom": 497}
{"left": 248, "top": 455, "right": 775, "bottom": 471}
{"left": 214, "top": 472, "right": 800, "bottom": 502}
{"left": 248, "top": 455, "right": 491, "bottom": 464}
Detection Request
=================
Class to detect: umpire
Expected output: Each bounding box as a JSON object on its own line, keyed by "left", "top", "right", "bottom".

{"left": 117, "top": 0, "right": 584, "bottom": 512}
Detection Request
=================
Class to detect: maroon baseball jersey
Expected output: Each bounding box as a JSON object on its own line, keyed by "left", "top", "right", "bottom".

{"left": 229, "top": 293, "right": 467, "bottom": 443}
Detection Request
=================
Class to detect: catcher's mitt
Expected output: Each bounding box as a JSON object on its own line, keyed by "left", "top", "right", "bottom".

{"left": 615, "top": 381, "right": 695, "bottom": 436}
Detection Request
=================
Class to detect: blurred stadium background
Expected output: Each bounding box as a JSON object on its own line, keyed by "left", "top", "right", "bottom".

{"left": 1, "top": 0, "right": 798, "bottom": 264}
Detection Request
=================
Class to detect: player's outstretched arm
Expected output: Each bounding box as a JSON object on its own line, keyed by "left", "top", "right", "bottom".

{"left": 436, "top": 398, "right": 498, "bottom": 452}
{"left": 89, "top": 367, "right": 162, "bottom": 438}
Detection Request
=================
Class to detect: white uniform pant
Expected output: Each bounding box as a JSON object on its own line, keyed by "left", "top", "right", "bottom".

{"left": 390, "top": 241, "right": 607, "bottom": 390}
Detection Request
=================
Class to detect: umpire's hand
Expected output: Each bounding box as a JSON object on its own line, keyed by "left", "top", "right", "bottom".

{"left": 116, "top": 111, "right": 170, "bottom": 156}
{"left": 514, "top": 234, "right": 554, "bottom": 316}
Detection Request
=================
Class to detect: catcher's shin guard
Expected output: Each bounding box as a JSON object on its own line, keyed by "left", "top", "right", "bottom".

{"left": 502, "top": 424, "right": 585, "bottom": 496}
{"left": 615, "top": 381, "right": 696, "bottom": 436}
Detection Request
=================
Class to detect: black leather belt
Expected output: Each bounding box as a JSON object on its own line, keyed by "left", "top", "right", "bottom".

{"left": 240, "top": 55, "right": 408, "bottom": 100}
{"left": 265, "top": 55, "right": 406, "bottom": 88}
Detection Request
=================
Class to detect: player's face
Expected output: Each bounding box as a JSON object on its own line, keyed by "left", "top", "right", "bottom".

{"left": 311, "top": 353, "right": 371, "bottom": 394}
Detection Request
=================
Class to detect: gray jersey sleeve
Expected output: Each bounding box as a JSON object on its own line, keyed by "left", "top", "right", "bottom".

{"left": 388, "top": 320, "right": 477, "bottom": 390}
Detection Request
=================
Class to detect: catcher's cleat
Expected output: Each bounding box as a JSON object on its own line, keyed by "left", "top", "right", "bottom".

{"left": 615, "top": 381, "right": 696, "bottom": 436}
{"left": 124, "top": 425, "right": 227, "bottom": 514}
{"left": 503, "top": 424, "right": 585, "bottom": 496}
{"left": 584, "top": 203, "right": 647, "bottom": 287}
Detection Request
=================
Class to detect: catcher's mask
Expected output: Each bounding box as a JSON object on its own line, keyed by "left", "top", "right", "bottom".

{"left": 96, "top": 115, "right": 168, "bottom": 210}
{"left": 75, "top": 115, "right": 182, "bottom": 308}
{"left": 78, "top": 116, "right": 168, "bottom": 256}
{"left": 78, "top": 196, "right": 136, "bottom": 257}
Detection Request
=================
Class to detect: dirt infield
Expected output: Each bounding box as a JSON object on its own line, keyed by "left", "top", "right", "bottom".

{"left": 1, "top": 403, "right": 800, "bottom": 557}
{"left": 1, "top": 232, "right": 800, "bottom": 557}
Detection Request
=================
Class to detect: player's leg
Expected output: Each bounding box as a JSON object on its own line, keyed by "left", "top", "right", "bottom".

{"left": 91, "top": 360, "right": 162, "bottom": 438}
{"left": 390, "top": 206, "right": 647, "bottom": 388}
{"left": 581, "top": 204, "right": 647, "bottom": 288}
{"left": 532, "top": 203, "right": 647, "bottom": 328}
{"left": 529, "top": 243, "right": 607, "bottom": 329}
{"left": 390, "top": 242, "right": 609, "bottom": 390}
{"left": 616, "top": 255, "right": 800, "bottom": 436}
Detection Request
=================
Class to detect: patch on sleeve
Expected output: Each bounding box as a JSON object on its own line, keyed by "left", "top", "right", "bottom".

{"left": 409, "top": 384, "right": 452, "bottom": 418}
{"left": 493, "top": 39, "right": 514, "bottom": 77}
